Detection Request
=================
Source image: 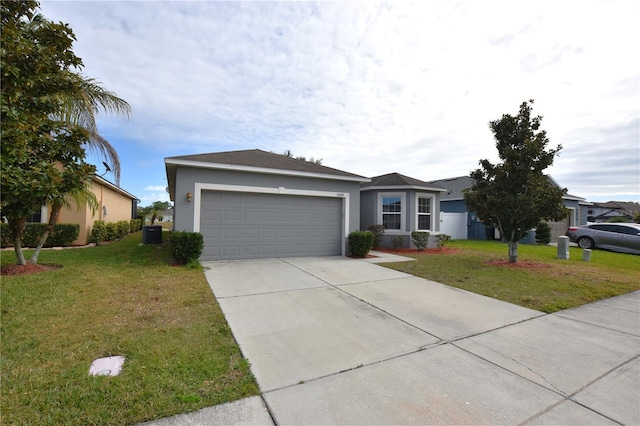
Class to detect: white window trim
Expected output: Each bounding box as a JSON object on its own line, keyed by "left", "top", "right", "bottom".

{"left": 378, "top": 192, "right": 405, "bottom": 233}
{"left": 415, "top": 193, "right": 435, "bottom": 231}
{"left": 192, "top": 183, "right": 349, "bottom": 256}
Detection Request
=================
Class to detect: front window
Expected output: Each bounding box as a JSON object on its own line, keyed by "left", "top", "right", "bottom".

{"left": 382, "top": 195, "right": 402, "bottom": 230}
{"left": 417, "top": 195, "right": 432, "bottom": 230}
{"left": 378, "top": 193, "right": 405, "bottom": 231}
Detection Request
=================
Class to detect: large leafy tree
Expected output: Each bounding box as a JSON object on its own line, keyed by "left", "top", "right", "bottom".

{"left": 464, "top": 100, "right": 567, "bottom": 263}
{"left": 1, "top": 1, "right": 95, "bottom": 265}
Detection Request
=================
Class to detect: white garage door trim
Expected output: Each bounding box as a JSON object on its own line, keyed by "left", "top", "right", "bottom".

{"left": 193, "top": 182, "right": 350, "bottom": 256}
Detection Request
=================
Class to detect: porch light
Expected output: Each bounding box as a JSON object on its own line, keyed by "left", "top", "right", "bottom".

{"left": 186, "top": 192, "right": 193, "bottom": 203}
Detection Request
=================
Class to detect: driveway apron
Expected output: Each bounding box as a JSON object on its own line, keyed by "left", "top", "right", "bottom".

{"left": 201, "top": 257, "right": 640, "bottom": 425}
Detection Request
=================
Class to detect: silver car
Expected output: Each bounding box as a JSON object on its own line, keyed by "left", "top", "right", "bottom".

{"left": 566, "top": 223, "right": 640, "bottom": 255}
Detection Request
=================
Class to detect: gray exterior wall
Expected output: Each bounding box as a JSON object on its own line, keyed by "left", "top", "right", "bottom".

{"left": 360, "top": 188, "right": 441, "bottom": 249}
{"left": 173, "top": 166, "right": 362, "bottom": 252}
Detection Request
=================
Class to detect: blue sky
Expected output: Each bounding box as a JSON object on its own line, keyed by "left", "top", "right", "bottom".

{"left": 40, "top": 0, "right": 639, "bottom": 205}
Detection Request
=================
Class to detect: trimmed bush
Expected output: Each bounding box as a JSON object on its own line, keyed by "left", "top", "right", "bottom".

{"left": 435, "top": 234, "right": 451, "bottom": 250}
{"left": 535, "top": 222, "right": 552, "bottom": 245}
{"left": 368, "top": 224, "right": 385, "bottom": 249}
{"left": 130, "top": 219, "right": 142, "bottom": 233}
{"left": 0, "top": 223, "right": 79, "bottom": 247}
{"left": 391, "top": 235, "right": 405, "bottom": 250}
{"left": 411, "top": 231, "right": 430, "bottom": 250}
{"left": 117, "top": 220, "right": 130, "bottom": 238}
{"left": 90, "top": 220, "right": 107, "bottom": 245}
{"left": 348, "top": 230, "right": 375, "bottom": 257}
{"left": 48, "top": 224, "right": 80, "bottom": 247}
{"left": 105, "top": 222, "right": 118, "bottom": 241}
{"left": 169, "top": 231, "right": 204, "bottom": 265}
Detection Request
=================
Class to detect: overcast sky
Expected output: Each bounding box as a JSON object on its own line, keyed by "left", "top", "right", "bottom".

{"left": 39, "top": 0, "right": 639, "bottom": 204}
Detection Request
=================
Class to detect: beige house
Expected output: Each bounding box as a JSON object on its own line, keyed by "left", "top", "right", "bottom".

{"left": 33, "top": 176, "right": 138, "bottom": 245}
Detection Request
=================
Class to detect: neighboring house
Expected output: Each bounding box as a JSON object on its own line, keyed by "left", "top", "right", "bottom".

{"left": 428, "top": 175, "right": 589, "bottom": 242}
{"left": 360, "top": 173, "right": 447, "bottom": 248}
{"left": 165, "top": 149, "right": 368, "bottom": 261}
{"left": 29, "top": 175, "right": 138, "bottom": 245}
{"left": 158, "top": 209, "right": 173, "bottom": 223}
{"left": 586, "top": 201, "right": 640, "bottom": 223}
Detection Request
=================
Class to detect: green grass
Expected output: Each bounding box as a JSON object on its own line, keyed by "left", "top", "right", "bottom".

{"left": 1, "top": 233, "right": 259, "bottom": 425}
{"left": 383, "top": 240, "right": 640, "bottom": 313}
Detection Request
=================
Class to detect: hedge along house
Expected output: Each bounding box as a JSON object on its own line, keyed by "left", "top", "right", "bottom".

{"left": 165, "top": 149, "right": 369, "bottom": 261}
{"left": 360, "top": 173, "right": 447, "bottom": 249}
{"left": 54, "top": 175, "right": 138, "bottom": 245}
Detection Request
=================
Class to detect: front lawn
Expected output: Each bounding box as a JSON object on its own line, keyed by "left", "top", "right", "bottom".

{"left": 382, "top": 240, "right": 640, "bottom": 313}
{"left": 0, "top": 233, "right": 259, "bottom": 425}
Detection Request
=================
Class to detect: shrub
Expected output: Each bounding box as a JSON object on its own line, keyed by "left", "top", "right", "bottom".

{"left": 105, "top": 222, "right": 118, "bottom": 241}
{"left": 0, "top": 223, "right": 10, "bottom": 248}
{"left": 535, "top": 222, "right": 552, "bottom": 245}
{"left": 391, "top": 235, "right": 405, "bottom": 250}
{"left": 411, "top": 231, "right": 430, "bottom": 250}
{"left": 0, "top": 223, "right": 79, "bottom": 247}
{"left": 435, "top": 234, "right": 451, "bottom": 250}
{"left": 48, "top": 224, "right": 80, "bottom": 247}
{"left": 130, "top": 218, "right": 142, "bottom": 233}
{"left": 368, "top": 224, "right": 385, "bottom": 249}
{"left": 169, "top": 231, "right": 204, "bottom": 265}
{"left": 21, "top": 224, "right": 47, "bottom": 248}
{"left": 348, "top": 230, "right": 375, "bottom": 257}
{"left": 607, "top": 216, "right": 633, "bottom": 223}
{"left": 117, "top": 220, "right": 130, "bottom": 238}
{"left": 90, "top": 221, "right": 107, "bottom": 245}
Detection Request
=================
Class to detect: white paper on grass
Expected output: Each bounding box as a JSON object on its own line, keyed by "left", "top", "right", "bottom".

{"left": 89, "top": 355, "right": 125, "bottom": 376}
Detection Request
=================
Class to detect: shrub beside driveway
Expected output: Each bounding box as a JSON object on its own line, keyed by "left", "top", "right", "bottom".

{"left": 0, "top": 233, "right": 259, "bottom": 425}
{"left": 382, "top": 240, "right": 640, "bottom": 313}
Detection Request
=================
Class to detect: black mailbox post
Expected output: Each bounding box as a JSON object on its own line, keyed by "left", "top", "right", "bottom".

{"left": 142, "top": 225, "right": 162, "bottom": 244}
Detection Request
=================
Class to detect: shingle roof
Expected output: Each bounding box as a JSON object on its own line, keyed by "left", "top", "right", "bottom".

{"left": 166, "top": 149, "right": 365, "bottom": 179}
{"left": 361, "top": 172, "right": 446, "bottom": 192}
{"left": 592, "top": 201, "right": 640, "bottom": 212}
{"left": 427, "top": 176, "right": 473, "bottom": 200}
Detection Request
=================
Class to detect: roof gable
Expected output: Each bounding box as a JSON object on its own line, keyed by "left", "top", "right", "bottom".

{"left": 361, "top": 172, "right": 446, "bottom": 192}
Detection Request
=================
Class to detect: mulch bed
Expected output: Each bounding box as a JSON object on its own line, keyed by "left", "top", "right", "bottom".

{"left": 1, "top": 263, "right": 62, "bottom": 276}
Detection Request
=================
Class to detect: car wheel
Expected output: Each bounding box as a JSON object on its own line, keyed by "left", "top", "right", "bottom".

{"left": 577, "top": 237, "right": 594, "bottom": 249}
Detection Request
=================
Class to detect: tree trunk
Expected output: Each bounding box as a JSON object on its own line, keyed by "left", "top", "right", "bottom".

{"left": 8, "top": 216, "right": 27, "bottom": 266}
{"left": 30, "top": 202, "right": 62, "bottom": 265}
{"left": 508, "top": 240, "right": 518, "bottom": 263}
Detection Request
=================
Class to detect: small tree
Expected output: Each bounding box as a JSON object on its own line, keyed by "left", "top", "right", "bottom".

{"left": 464, "top": 100, "right": 567, "bottom": 263}
{"left": 535, "top": 222, "right": 552, "bottom": 245}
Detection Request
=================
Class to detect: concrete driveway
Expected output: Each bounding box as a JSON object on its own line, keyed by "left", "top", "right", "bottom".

{"left": 147, "top": 254, "right": 640, "bottom": 425}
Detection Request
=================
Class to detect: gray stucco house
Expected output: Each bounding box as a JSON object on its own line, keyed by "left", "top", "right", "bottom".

{"left": 428, "top": 175, "right": 589, "bottom": 242}
{"left": 360, "top": 173, "right": 447, "bottom": 248}
{"left": 165, "top": 149, "right": 368, "bottom": 261}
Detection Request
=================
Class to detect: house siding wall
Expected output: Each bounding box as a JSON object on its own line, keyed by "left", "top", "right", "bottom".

{"left": 173, "top": 166, "right": 362, "bottom": 251}
{"left": 360, "top": 188, "right": 441, "bottom": 248}
{"left": 57, "top": 180, "right": 135, "bottom": 245}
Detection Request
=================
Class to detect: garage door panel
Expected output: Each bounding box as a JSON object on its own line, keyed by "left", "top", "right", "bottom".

{"left": 200, "top": 191, "right": 342, "bottom": 260}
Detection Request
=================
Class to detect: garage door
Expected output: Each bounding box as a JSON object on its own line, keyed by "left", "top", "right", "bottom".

{"left": 200, "top": 191, "right": 343, "bottom": 260}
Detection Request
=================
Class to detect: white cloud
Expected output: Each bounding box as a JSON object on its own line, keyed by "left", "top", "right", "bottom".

{"left": 39, "top": 0, "right": 640, "bottom": 202}
{"left": 144, "top": 185, "right": 167, "bottom": 192}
